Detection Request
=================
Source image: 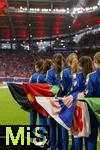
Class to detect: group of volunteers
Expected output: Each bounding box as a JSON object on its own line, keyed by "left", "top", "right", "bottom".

{"left": 29, "top": 52, "right": 100, "bottom": 150}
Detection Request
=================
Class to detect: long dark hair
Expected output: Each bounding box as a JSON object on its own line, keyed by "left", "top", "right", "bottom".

{"left": 53, "top": 53, "right": 64, "bottom": 74}
{"left": 79, "top": 56, "right": 93, "bottom": 79}
{"left": 41, "top": 59, "right": 52, "bottom": 74}
{"left": 35, "top": 59, "right": 43, "bottom": 72}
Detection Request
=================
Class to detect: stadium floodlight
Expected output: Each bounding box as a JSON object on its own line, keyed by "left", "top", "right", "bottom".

{"left": 60, "top": 9, "right": 66, "bottom": 13}
{"left": 20, "top": 6, "right": 23, "bottom": 9}
{"left": 30, "top": 35, "right": 32, "bottom": 38}
{"left": 36, "top": 8, "right": 40, "bottom": 12}
{"left": 61, "top": 40, "right": 65, "bottom": 42}
{"left": 92, "top": 6, "right": 98, "bottom": 10}
{"left": 7, "top": 0, "right": 100, "bottom": 15}
{"left": 97, "top": 0, "right": 100, "bottom": 6}
{"left": 48, "top": 9, "right": 51, "bottom": 12}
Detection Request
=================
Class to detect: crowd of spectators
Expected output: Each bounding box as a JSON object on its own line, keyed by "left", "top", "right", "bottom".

{"left": 0, "top": 49, "right": 98, "bottom": 78}
{"left": 0, "top": 50, "right": 53, "bottom": 78}
{"left": 78, "top": 32, "right": 100, "bottom": 47}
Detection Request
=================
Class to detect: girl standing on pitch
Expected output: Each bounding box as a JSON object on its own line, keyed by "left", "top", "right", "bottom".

{"left": 29, "top": 59, "right": 43, "bottom": 125}
{"left": 84, "top": 52, "right": 100, "bottom": 150}
{"left": 61, "top": 53, "right": 79, "bottom": 150}
{"left": 46, "top": 53, "right": 68, "bottom": 150}
{"left": 61, "top": 53, "right": 77, "bottom": 94}
{"left": 62, "top": 54, "right": 93, "bottom": 150}
{"left": 73, "top": 56, "right": 93, "bottom": 150}
{"left": 37, "top": 59, "right": 52, "bottom": 125}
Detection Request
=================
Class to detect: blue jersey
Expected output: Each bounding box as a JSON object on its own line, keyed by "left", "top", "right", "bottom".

{"left": 46, "top": 68, "right": 62, "bottom": 87}
{"left": 77, "top": 71, "right": 85, "bottom": 92}
{"left": 37, "top": 73, "right": 47, "bottom": 83}
{"left": 29, "top": 71, "right": 40, "bottom": 83}
{"left": 68, "top": 72, "right": 85, "bottom": 98}
{"left": 61, "top": 67, "right": 72, "bottom": 94}
{"left": 87, "top": 69, "right": 100, "bottom": 97}
{"left": 61, "top": 66, "right": 85, "bottom": 96}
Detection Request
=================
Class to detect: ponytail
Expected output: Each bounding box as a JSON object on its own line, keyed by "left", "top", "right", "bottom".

{"left": 35, "top": 59, "right": 44, "bottom": 72}
{"left": 71, "top": 58, "right": 79, "bottom": 74}
{"left": 41, "top": 59, "right": 52, "bottom": 74}
{"left": 79, "top": 56, "right": 93, "bottom": 79}
{"left": 53, "top": 53, "right": 64, "bottom": 74}
{"left": 94, "top": 52, "right": 100, "bottom": 66}
{"left": 67, "top": 53, "right": 78, "bottom": 66}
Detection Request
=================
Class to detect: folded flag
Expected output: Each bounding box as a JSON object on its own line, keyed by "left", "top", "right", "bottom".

{"left": 36, "top": 95, "right": 76, "bottom": 130}
{"left": 23, "top": 83, "right": 61, "bottom": 116}
{"left": 8, "top": 83, "right": 60, "bottom": 116}
{"left": 8, "top": 83, "right": 100, "bottom": 137}
{"left": 23, "top": 83, "right": 91, "bottom": 136}
{"left": 71, "top": 101, "right": 90, "bottom": 137}
{"left": 8, "top": 83, "right": 32, "bottom": 111}
{"left": 8, "top": 83, "right": 77, "bottom": 129}
{"left": 36, "top": 96, "right": 90, "bottom": 137}
{"left": 79, "top": 98, "right": 100, "bottom": 124}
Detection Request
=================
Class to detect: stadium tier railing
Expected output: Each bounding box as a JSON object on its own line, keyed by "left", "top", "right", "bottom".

{"left": 0, "top": 77, "right": 29, "bottom": 83}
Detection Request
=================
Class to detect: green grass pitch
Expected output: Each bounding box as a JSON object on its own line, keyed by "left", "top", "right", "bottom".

{"left": 0, "top": 87, "right": 100, "bottom": 149}
{"left": 0, "top": 88, "right": 29, "bottom": 125}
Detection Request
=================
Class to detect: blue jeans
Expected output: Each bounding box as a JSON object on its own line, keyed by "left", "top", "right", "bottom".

{"left": 39, "top": 113, "right": 47, "bottom": 125}
{"left": 70, "top": 135, "right": 75, "bottom": 150}
{"left": 74, "top": 137, "right": 83, "bottom": 150}
{"left": 30, "top": 109, "right": 37, "bottom": 125}
{"left": 30, "top": 110, "right": 47, "bottom": 125}
{"left": 48, "top": 118, "right": 68, "bottom": 150}
{"left": 60, "top": 125, "right": 69, "bottom": 150}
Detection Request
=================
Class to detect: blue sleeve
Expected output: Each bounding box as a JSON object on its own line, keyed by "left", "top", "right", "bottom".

{"left": 63, "top": 70, "right": 67, "bottom": 79}
{"left": 38, "top": 74, "right": 47, "bottom": 83}
{"left": 29, "top": 75, "right": 35, "bottom": 83}
{"left": 29, "top": 73, "right": 39, "bottom": 83}
{"left": 46, "top": 71, "right": 54, "bottom": 86}
{"left": 42, "top": 75, "right": 47, "bottom": 83}
{"left": 77, "top": 73, "right": 85, "bottom": 92}
{"left": 62, "top": 71, "right": 67, "bottom": 89}
{"left": 87, "top": 75, "right": 94, "bottom": 97}
{"left": 62, "top": 70, "right": 71, "bottom": 94}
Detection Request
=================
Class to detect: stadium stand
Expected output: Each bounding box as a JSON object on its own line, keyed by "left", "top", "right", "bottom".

{"left": 0, "top": 49, "right": 98, "bottom": 79}
{"left": 0, "top": 50, "right": 53, "bottom": 79}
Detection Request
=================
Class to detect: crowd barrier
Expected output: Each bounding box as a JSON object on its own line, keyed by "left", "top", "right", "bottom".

{"left": 0, "top": 77, "right": 29, "bottom": 83}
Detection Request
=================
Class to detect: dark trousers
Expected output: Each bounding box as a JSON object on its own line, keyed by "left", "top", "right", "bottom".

{"left": 48, "top": 118, "right": 69, "bottom": 150}
{"left": 30, "top": 110, "right": 47, "bottom": 125}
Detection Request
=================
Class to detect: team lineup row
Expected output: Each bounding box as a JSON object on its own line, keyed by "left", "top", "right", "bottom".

{"left": 29, "top": 52, "right": 100, "bottom": 150}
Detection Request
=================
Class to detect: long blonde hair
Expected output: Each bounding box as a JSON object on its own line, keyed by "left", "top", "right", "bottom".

{"left": 67, "top": 53, "right": 79, "bottom": 74}
{"left": 94, "top": 52, "right": 100, "bottom": 66}
{"left": 71, "top": 58, "right": 79, "bottom": 74}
